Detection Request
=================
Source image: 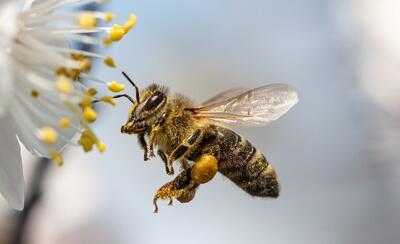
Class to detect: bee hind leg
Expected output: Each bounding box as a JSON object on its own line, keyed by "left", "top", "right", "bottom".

{"left": 152, "top": 182, "right": 183, "bottom": 213}
{"left": 191, "top": 154, "right": 219, "bottom": 184}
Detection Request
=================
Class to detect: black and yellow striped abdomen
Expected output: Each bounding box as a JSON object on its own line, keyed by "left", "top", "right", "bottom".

{"left": 186, "top": 125, "right": 279, "bottom": 198}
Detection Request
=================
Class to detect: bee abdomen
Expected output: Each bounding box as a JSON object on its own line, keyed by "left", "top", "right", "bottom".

{"left": 219, "top": 139, "right": 279, "bottom": 198}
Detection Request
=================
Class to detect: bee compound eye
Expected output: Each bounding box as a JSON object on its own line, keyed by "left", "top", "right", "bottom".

{"left": 142, "top": 91, "right": 165, "bottom": 111}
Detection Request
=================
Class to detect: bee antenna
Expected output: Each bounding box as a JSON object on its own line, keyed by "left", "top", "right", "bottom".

{"left": 122, "top": 71, "right": 140, "bottom": 103}
{"left": 92, "top": 94, "right": 135, "bottom": 104}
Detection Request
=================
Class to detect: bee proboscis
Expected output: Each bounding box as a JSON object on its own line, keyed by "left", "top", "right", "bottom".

{"left": 95, "top": 72, "right": 298, "bottom": 212}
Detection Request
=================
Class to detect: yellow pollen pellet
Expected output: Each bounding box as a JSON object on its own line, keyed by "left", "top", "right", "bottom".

{"left": 58, "top": 118, "right": 71, "bottom": 128}
{"left": 124, "top": 14, "right": 137, "bottom": 32}
{"left": 78, "top": 13, "right": 97, "bottom": 28}
{"left": 100, "top": 96, "right": 116, "bottom": 106}
{"left": 83, "top": 107, "right": 97, "bottom": 123}
{"left": 96, "top": 142, "right": 107, "bottom": 153}
{"left": 57, "top": 76, "right": 74, "bottom": 94}
{"left": 38, "top": 127, "right": 58, "bottom": 145}
{"left": 104, "top": 12, "right": 114, "bottom": 22}
{"left": 107, "top": 81, "right": 125, "bottom": 92}
{"left": 50, "top": 152, "right": 64, "bottom": 167}
{"left": 104, "top": 56, "right": 117, "bottom": 68}
{"left": 31, "top": 89, "right": 39, "bottom": 98}
{"left": 108, "top": 24, "right": 125, "bottom": 41}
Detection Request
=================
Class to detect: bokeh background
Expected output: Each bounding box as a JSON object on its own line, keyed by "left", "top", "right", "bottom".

{"left": 2, "top": 0, "right": 400, "bottom": 243}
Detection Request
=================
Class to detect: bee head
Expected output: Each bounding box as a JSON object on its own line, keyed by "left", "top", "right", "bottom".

{"left": 119, "top": 73, "right": 168, "bottom": 134}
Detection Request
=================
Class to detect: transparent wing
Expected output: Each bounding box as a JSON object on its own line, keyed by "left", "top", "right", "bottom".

{"left": 201, "top": 87, "right": 247, "bottom": 106}
{"left": 192, "top": 84, "right": 298, "bottom": 126}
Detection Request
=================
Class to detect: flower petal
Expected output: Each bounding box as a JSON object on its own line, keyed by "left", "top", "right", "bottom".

{"left": 0, "top": 1, "right": 17, "bottom": 116}
{"left": 12, "top": 69, "right": 81, "bottom": 158}
{"left": 0, "top": 115, "right": 25, "bottom": 210}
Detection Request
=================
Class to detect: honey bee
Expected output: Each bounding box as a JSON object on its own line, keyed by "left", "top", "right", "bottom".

{"left": 96, "top": 72, "right": 298, "bottom": 212}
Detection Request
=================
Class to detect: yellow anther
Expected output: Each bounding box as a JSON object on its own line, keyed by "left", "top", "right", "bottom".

{"left": 56, "top": 67, "right": 68, "bottom": 76}
{"left": 86, "top": 88, "right": 98, "bottom": 96}
{"left": 124, "top": 14, "right": 137, "bottom": 32}
{"left": 107, "top": 81, "right": 125, "bottom": 92}
{"left": 57, "top": 76, "right": 74, "bottom": 94}
{"left": 69, "top": 68, "right": 81, "bottom": 81}
{"left": 58, "top": 118, "right": 71, "bottom": 128}
{"left": 104, "top": 12, "right": 114, "bottom": 22}
{"left": 70, "top": 53, "right": 85, "bottom": 60}
{"left": 100, "top": 96, "right": 116, "bottom": 106}
{"left": 102, "top": 37, "right": 113, "bottom": 47}
{"left": 50, "top": 152, "right": 64, "bottom": 167}
{"left": 78, "top": 13, "right": 97, "bottom": 28}
{"left": 108, "top": 24, "right": 125, "bottom": 41}
{"left": 79, "top": 94, "right": 93, "bottom": 109}
{"left": 78, "top": 130, "right": 95, "bottom": 152}
{"left": 38, "top": 127, "right": 58, "bottom": 145}
{"left": 83, "top": 107, "right": 97, "bottom": 123}
{"left": 96, "top": 142, "right": 107, "bottom": 153}
{"left": 104, "top": 56, "right": 117, "bottom": 68}
{"left": 81, "top": 59, "right": 91, "bottom": 71}
{"left": 31, "top": 89, "right": 39, "bottom": 98}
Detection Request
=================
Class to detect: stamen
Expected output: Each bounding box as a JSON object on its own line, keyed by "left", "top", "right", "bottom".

{"left": 31, "top": 89, "right": 39, "bottom": 97}
{"left": 124, "top": 14, "right": 137, "bottom": 32}
{"left": 83, "top": 107, "right": 97, "bottom": 123}
{"left": 108, "top": 81, "right": 125, "bottom": 92}
{"left": 77, "top": 13, "right": 97, "bottom": 28}
{"left": 108, "top": 24, "right": 126, "bottom": 41}
{"left": 58, "top": 118, "right": 71, "bottom": 128}
{"left": 37, "top": 127, "right": 58, "bottom": 144}
{"left": 57, "top": 76, "right": 74, "bottom": 94}
{"left": 86, "top": 88, "right": 98, "bottom": 96}
{"left": 50, "top": 152, "right": 64, "bottom": 167}
{"left": 79, "top": 73, "right": 108, "bottom": 85}
{"left": 96, "top": 142, "right": 107, "bottom": 153}
{"left": 104, "top": 12, "right": 114, "bottom": 22}
{"left": 99, "top": 96, "right": 116, "bottom": 106}
{"left": 104, "top": 56, "right": 117, "bottom": 68}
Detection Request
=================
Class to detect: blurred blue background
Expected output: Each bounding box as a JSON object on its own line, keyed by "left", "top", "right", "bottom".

{"left": 2, "top": 1, "right": 400, "bottom": 243}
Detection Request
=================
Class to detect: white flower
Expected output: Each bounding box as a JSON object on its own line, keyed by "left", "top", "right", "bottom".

{"left": 0, "top": 0, "right": 136, "bottom": 210}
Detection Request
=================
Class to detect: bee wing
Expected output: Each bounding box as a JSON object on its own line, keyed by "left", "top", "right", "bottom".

{"left": 201, "top": 87, "right": 247, "bottom": 106}
{"left": 192, "top": 84, "right": 298, "bottom": 126}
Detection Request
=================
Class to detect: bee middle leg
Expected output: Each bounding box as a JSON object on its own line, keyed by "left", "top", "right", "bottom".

{"left": 157, "top": 149, "right": 173, "bottom": 175}
{"left": 166, "top": 129, "right": 202, "bottom": 175}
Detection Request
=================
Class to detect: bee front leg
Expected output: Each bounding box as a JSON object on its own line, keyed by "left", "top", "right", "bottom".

{"left": 138, "top": 133, "right": 149, "bottom": 161}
